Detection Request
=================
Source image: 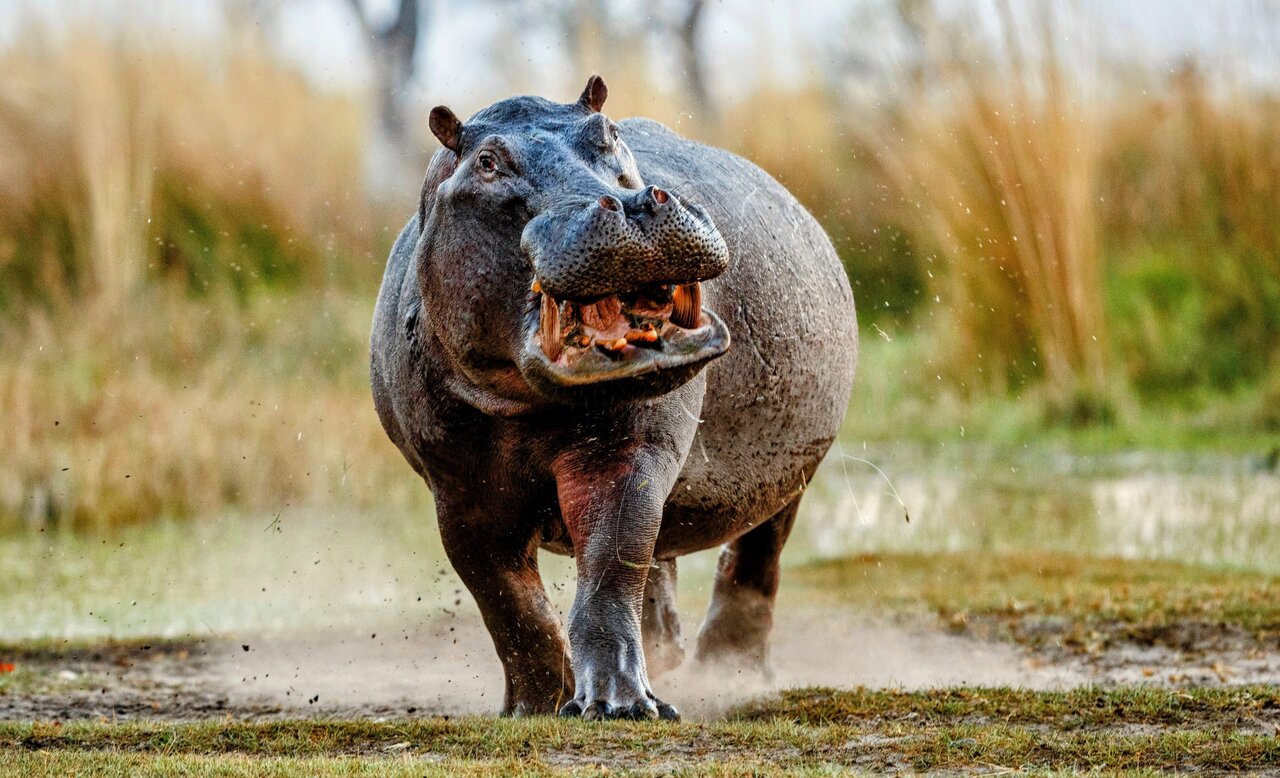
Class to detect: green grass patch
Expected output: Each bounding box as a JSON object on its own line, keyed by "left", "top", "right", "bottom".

{"left": 787, "top": 552, "right": 1280, "bottom": 646}
{"left": 735, "top": 685, "right": 1280, "bottom": 729}
{"left": 0, "top": 752, "right": 572, "bottom": 778}
{"left": 2, "top": 686, "right": 1276, "bottom": 773}
{"left": 847, "top": 334, "right": 1280, "bottom": 452}
{"left": 0, "top": 636, "right": 201, "bottom": 663}
{"left": 0, "top": 666, "right": 100, "bottom": 697}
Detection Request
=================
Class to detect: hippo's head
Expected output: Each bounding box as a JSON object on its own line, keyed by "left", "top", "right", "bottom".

{"left": 416, "top": 76, "right": 731, "bottom": 412}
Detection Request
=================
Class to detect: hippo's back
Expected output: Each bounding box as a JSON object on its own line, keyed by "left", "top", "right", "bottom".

{"left": 620, "top": 119, "right": 858, "bottom": 552}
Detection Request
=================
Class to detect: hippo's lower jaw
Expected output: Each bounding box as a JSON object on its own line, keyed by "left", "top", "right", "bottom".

{"left": 519, "top": 281, "right": 731, "bottom": 391}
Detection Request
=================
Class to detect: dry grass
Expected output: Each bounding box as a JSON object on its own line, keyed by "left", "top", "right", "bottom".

{"left": 799, "top": 3, "right": 1280, "bottom": 418}
{"left": 0, "top": 26, "right": 375, "bottom": 311}
{"left": 0, "top": 291, "right": 416, "bottom": 531}
{"left": 1103, "top": 67, "right": 1280, "bottom": 277}
{"left": 853, "top": 5, "right": 1109, "bottom": 412}
{"left": 1101, "top": 67, "right": 1280, "bottom": 396}
{"left": 0, "top": 25, "right": 403, "bottom": 530}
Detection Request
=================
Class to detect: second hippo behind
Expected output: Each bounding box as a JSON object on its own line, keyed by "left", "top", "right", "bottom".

{"left": 372, "top": 76, "right": 858, "bottom": 720}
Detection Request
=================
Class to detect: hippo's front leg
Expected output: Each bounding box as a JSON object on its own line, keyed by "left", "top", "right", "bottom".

{"left": 436, "top": 495, "right": 574, "bottom": 716}
{"left": 553, "top": 443, "right": 683, "bottom": 720}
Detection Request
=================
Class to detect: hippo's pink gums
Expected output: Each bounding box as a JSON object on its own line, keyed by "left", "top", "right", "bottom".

{"left": 371, "top": 77, "right": 857, "bottom": 720}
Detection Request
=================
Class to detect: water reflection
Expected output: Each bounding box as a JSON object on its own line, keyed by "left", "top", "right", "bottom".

{"left": 797, "top": 444, "right": 1280, "bottom": 572}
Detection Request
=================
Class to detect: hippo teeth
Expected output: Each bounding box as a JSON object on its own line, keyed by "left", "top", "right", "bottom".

{"left": 536, "top": 282, "right": 706, "bottom": 364}
{"left": 539, "top": 292, "right": 562, "bottom": 361}
{"left": 671, "top": 283, "right": 702, "bottom": 329}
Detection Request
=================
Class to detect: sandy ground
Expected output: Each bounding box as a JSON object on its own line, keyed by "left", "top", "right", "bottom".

{"left": 7, "top": 607, "right": 1278, "bottom": 723}
{"left": 208, "top": 611, "right": 1082, "bottom": 720}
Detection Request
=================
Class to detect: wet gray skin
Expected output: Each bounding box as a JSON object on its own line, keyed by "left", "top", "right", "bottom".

{"left": 371, "top": 77, "right": 858, "bottom": 720}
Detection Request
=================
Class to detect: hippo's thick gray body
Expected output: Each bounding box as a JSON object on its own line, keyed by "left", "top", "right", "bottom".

{"left": 371, "top": 79, "right": 856, "bottom": 720}
{"left": 609, "top": 118, "right": 856, "bottom": 553}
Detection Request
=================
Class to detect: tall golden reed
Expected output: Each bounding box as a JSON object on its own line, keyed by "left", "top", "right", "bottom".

{"left": 0, "top": 26, "right": 372, "bottom": 310}
{"left": 859, "top": 4, "right": 1109, "bottom": 407}
{"left": 0, "top": 28, "right": 401, "bottom": 531}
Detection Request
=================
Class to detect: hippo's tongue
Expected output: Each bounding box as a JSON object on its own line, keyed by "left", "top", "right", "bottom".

{"left": 579, "top": 296, "right": 623, "bottom": 330}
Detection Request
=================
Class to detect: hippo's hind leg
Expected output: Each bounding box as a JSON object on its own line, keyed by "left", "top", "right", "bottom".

{"left": 694, "top": 494, "right": 801, "bottom": 675}
{"left": 437, "top": 501, "right": 573, "bottom": 716}
{"left": 642, "top": 559, "right": 685, "bottom": 677}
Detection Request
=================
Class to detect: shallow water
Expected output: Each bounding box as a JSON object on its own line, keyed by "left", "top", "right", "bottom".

{"left": 797, "top": 442, "right": 1280, "bottom": 572}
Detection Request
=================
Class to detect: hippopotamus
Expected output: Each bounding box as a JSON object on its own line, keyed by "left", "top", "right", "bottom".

{"left": 371, "top": 76, "right": 857, "bottom": 720}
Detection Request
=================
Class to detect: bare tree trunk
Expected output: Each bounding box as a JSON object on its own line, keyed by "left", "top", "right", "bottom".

{"left": 676, "top": 0, "right": 716, "bottom": 128}
{"left": 347, "top": 0, "right": 425, "bottom": 198}
{"left": 894, "top": 0, "right": 928, "bottom": 92}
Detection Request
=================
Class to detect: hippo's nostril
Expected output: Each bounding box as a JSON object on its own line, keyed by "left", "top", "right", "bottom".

{"left": 651, "top": 186, "right": 668, "bottom": 205}
{"left": 598, "top": 195, "right": 622, "bottom": 212}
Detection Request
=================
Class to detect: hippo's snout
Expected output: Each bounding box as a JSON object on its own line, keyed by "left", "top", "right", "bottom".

{"left": 521, "top": 186, "right": 730, "bottom": 303}
{"left": 518, "top": 187, "right": 732, "bottom": 395}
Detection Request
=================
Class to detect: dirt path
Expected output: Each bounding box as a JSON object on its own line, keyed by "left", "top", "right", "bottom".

{"left": 7, "top": 609, "right": 1277, "bottom": 723}
{"left": 207, "top": 611, "right": 1081, "bottom": 720}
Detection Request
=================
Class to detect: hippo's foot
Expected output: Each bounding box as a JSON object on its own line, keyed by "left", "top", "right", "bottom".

{"left": 497, "top": 648, "right": 576, "bottom": 718}
{"left": 642, "top": 559, "right": 685, "bottom": 678}
{"left": 558, "top": 685, "right": 679, "bottom": 721}
{"left": 503, "top": 674, "right": 575, "bottom": 718}
{"left": 644, "top": 636, "right": 686, "bottom": 679}
{"left": 436, "top": 511, "right": 576, "bottom": 721}
{"left": 557, "top": 640, "right": 679, "bottom": 721}
{"left": 693, "top": 495, "right": 802, "bottom": 681}
{"left": 693, "top": 588, "right": 775, "bottom": 681}
{"left": 507, "top": 699, "right": 560, "bottom": 718}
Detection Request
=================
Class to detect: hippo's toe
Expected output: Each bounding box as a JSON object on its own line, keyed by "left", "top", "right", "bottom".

{"left": 559, "top": 689, "right": 678, "bottom": 722}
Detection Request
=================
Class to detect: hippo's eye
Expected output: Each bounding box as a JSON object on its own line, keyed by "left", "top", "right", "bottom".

{"left": 477, "top": 152, "right": 498, "bottom": 174}
{"left": 610, "top": 126, "right": 619, "bottom": 142}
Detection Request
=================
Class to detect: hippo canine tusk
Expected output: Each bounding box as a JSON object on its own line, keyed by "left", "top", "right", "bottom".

{"left": 539, "top": 292, "right": 561, "bottom": 360}
{"left": 671, "top": 282, "right": 702, "bottom": 329}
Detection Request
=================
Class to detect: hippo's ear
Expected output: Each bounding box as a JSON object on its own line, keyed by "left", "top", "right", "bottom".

{"left": 429, "top": 106, "right": 463, "bottom": 154}
{"left": 577, "top": 75, "right": 608, "bottom": 113}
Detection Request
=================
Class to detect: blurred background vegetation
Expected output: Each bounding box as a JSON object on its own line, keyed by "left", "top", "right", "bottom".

{"left": 1, "top": 0, "right": 1279, "bottom": 532}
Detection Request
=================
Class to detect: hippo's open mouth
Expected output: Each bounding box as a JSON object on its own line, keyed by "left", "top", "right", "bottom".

{"left": 523, "top": 280, "right": 730, "bottom": 387}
